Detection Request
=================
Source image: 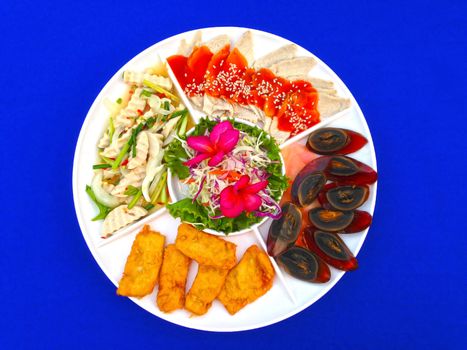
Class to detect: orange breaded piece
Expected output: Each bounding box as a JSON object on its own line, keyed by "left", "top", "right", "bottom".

{"left": 157, "top": 244, "right": 191, "bottom": 313}
{"left": 185, "top": 265, "right": 230, "bottom": 316}
{"left": 175, "top": 223, "right": 237, "bottom": 269}
{"left": 218, "top": 245, "right": 275, "bottom": 315}
{"left": 117, "top": 225, "right": 165, "bottom": 298}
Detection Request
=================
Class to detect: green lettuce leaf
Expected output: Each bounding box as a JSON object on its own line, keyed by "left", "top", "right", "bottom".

{"left": 164, "top": 139, "right": 190, "bottom": 179}
{"left": 166, "top": 198, "right": 261, "bottom": 234}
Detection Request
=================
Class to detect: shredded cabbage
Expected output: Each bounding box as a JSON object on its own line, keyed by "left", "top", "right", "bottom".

{"left": 166, "top": 118, "right": 289, "bottom": 234}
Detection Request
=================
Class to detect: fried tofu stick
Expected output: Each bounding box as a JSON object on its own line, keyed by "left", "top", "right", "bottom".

{"left": 157, "top": 245, "right": 191, "bottom": 313}
{"left": 218, "top": 245, "right": 275, "bottom": 315}
{"left": 175, "top": 223, "right": 237, "bottom": 269}
{"left": 185, "top": 265, "right": 230, "bottom": 316}
{"left": 117, "top": 225, "right": 165, "bottom": 298}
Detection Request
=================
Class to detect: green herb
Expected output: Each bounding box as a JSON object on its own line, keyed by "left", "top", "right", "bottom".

{"left": 108, "top": 117, "right": 115, "bottom": 140}
{"left": 140, "top": 90, "right": 152, "bottom": 97}
{"left": 93, "top": 163, "right": 111, "bottom": 170}
{"left": 164, "top": 140, "right": 190, "bottom": 179}
{"left": 101, "top": 155, "right": 115, "bottom": 164}
{"left": 143, "top": 79, "right": 179, "bottom": 102}
{"left": 116, "top": 98, "right": 122, "bottom": 104}
{"left": 111, "top": 143, "right": 130, "bottom": 170}
{"left": 163, "top": 100, "right": 170, "bottom": 111}
{"left": 177, "top": 115, "right": 188, "bottom": 137}
{"left": 112, "top": 118, "right": 156, "bottom": 167}
{"left": 124, "top": 185, "right": 140, "bottom": 196}
{"left": 129, "top": 123, "right": 144, "bottom": 157}
{"left": 128, "top": 189, "right": 142, "bottom": 209}
{"left": 85, "top": 185, "right": 111, "bottom": 221}
{"left": 144, "top": 203, "right": 155, "bottom": 211}
{"left": 170, "top": 109, "right": 188, "bottom": 121}
{"left": 146, "top": 117, "right": 156, "bottom": 129}
{"left": 159, "top": 185, "right": 168, "bottom": 204}
{"left": 150, "top": 171, "right": 167, "bottom": 203}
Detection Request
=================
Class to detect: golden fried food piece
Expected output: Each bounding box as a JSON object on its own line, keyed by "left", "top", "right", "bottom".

{"left": 175, "top": 223, "right": 237, "bottom": 269}
{"left": 218, "top": 245, "right": 275, "bottom": 315}
{"left": 117, "top": 225, "right": 165, "bottom": 298}
{"left": 185, "top": 265, "right": 230, "bottom": 315}
{"left": 157, "top": 244, "right": 191, "bottom": 313}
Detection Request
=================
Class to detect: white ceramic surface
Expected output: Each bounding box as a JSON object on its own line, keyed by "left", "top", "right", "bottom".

{"left": 72, "top": 27, "right": 377, "bottom": 332}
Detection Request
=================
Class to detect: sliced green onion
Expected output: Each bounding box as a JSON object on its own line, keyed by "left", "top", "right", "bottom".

{"left": 170, "top": 109, "right": 188, "bottom": 120}
{"left": 144, "top": 203, "right": 155, "bottom": 211}
{"left": 116, "top": 98, "right": 122, "bottom": 104}
{"left": 129, "top": 123, "right": 145, "bottom": 157}
{"left": 140, "top": 90, "right": 152, "bottom": 97}
{"left": 93, "top": 163, "right": 111, "bottom": 170}
{"left": 177, "top": 115, "right": 188, "bottom": 137}
{"left": 146, "top": 117, "right": 156, "bottom": 129}
{"left": 101, "top": 155, "right": 115, "bottom": 164}
{"left": 143, "top": 79, "right": 179, "bottom": 102}
{"left": 160, "top": 185, "right": 168, "bottom": 204}
{"left": 150, "top": 171, "right": 167, "bottom": 203}
{"left": 128, "top": 189, "right": 142, "bottom": 209}
{"left": 112, "top": 143, "right": 130, "bottom": 170}
{"left": 162, "top": 108, "right": 187, "bottom": 123}
{"left": 85, "top": 185, "right": 111, "bottom": 220}
{"left": 163, "top": 100, "right": 170, "bottom": 111}
{"left": 124, "top": 185, "right": 140, "bottom": 196}
{"left": 108, "top": 117, "right": 115, "bottom": 140}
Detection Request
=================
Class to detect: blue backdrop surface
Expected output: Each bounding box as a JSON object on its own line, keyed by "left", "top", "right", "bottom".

{"left": 0, "top": 0, "right": 465, "bottom": 349}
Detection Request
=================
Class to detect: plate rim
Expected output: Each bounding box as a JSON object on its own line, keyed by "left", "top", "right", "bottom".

{"left": 72, "top": 26, "right": 378, "bottom": 332}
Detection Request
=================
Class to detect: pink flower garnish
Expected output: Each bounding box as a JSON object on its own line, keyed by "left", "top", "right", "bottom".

{"left": 184, "top": 121, "right": 240, "bottom": 167}
{"left": 219, "top": 175, "right": 269, "bottom": 218}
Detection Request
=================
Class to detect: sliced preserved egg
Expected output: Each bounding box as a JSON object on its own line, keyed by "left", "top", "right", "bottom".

{"left": 296, "top": 171, "right": 326, "bottom": 207}
{"left": 325, "top": 185, "right": 369, "bottom": 211}
{"left": 307, "top": 128, "right": 349, "bottom": 154}
{"left": 267, "top": 203, "right": 302, "bottom": 257}
{"left": 304, "top": 228, "right": 358, "bottom": 271}
{"left": 308, "top": 208, "right": 354, "bottom": 232}
{"left": 277, "top": 246, "right": 330, "bottom": 283}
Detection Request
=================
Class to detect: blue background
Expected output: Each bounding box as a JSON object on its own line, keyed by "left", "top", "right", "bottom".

{"left": 1, "top": 0, "right": 465, "bottom": 348}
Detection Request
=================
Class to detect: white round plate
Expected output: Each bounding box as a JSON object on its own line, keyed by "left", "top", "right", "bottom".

{"left": 72, "top": 27, "right": 377, "bottom": 332}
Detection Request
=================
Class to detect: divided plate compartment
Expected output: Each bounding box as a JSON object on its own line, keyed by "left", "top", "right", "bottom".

{"left": 72, "top": 27, "right": 377, "bottom": 331}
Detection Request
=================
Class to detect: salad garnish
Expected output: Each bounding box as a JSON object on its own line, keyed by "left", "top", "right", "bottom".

{"left": 220, "top": 175, "right": 268, "bottom": 218}
{"left": 184, "top": 120, "right": 240, "bottom": 167}
{"left": 166, "top": 118, "right": 289, "bottom": 233}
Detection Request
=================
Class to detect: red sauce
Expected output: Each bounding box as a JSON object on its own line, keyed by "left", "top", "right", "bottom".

{"left": 204, "top": 45, "right": 231, "bottom": 98}
{"left": 167, "top": 45, "right": 320, "bottom": 136}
